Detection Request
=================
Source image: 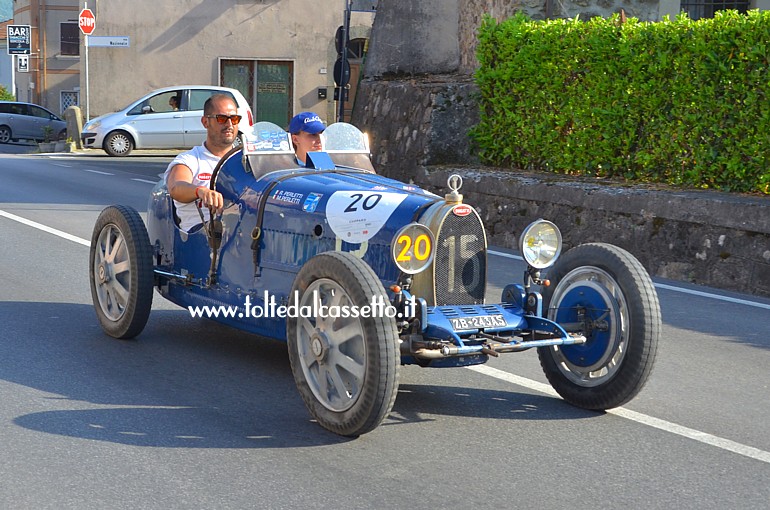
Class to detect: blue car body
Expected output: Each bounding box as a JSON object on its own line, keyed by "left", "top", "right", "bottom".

{"left": 146, "top": 122, "right": 578, "bottom": 367}
{"left": 91, "top": 121, "right": 659, "bottom": 435}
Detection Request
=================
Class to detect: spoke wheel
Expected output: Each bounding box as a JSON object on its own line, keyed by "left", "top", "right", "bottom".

{"left": 0, "top": 126, "right": 11, "bottom": 144}
{"left": 104, "top": 131, "right": 134, "bottom": 157}
{"left": 538, "top": 243, "right": 660, "bottom": 410}
{"left": 287, "top": 252, "right": 400, "bottom": 436}
{"left": 89, "top": 205, "right": 153, "bottom": 339}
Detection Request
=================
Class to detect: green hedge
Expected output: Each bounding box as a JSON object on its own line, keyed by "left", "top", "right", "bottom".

{"left": 472, "top": 10, "right": 770, "bottom": 194}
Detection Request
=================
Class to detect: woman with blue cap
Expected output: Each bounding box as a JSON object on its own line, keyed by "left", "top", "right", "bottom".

{"left": 289, "top": 111, "right": 326, "bottom": 165}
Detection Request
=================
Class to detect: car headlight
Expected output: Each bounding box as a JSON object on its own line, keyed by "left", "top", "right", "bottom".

{"left": 518, "top": 219, "right": 562, "bottom": 269}
{"left": 83, "top": 120, "right": 101, "bottom": 131}
{"left": 391, "top": 223, "right": 435, "bottom": 274}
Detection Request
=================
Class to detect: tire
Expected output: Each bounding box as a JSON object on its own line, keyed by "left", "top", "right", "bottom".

{"left": 287, "top": 251, "right": 400, "bottom": 436}
{"left": 104, "top": 131, "right": 134, "bottom": 157}
{"left": 0, "top": 125, "right": 11, "bottom": 144}
{"left": 89, "top": 205, "right": 154, "bottom": 339}
{"left": 538, "top": 243, "right": 660, "bottom": 410}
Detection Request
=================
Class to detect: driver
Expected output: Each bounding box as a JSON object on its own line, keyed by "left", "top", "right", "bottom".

{"left": 164, "top": 94, "right": 239, "bottom": 232}
{"left": 289, "top": 112, "right": 326, "bottom": 166}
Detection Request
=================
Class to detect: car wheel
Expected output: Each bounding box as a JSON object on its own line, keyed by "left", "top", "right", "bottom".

{"left": 287, "top": 251, "right": 400, "bottom": 437}
{"left": 104, "top": 131, "right": 134, "bottom": 157}
{"left": 0, "top": 125, "right": 11, "bottom": 144}
{"left": 89, "top": 205, "right": 154, "bottom": 339}
{"left": 538, "top": 243, "right": 660, "bottom": 410}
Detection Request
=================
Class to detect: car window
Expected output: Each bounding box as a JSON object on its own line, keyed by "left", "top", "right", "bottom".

{"left": 127, "top": 91, "right": 183, "bottom": 115}
{"left": 29, "top": 105, "right": 53, "bottom": 119}
{"left": 1, "top": 103, "right": 27, "bottom": 115}
{"left": 189, "top": 89, "right": 236, "bottom": 111}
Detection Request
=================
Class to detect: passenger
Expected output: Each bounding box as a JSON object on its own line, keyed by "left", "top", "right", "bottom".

{"left": 164, "top": 93, "right": 241, "bottom": 232}
{"left": 289, "top": 111, "right": 326, "bottom": 165}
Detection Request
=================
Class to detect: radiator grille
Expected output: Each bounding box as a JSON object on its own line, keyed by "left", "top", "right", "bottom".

{"left": 433, "top": 210, "right": 486, "bottom": 305}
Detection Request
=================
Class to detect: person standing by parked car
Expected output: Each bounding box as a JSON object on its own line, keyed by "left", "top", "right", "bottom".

{"left": 289, "top": 111, "right": 326, "bottom": 165}
{"left": 164, "top": 94, "right": 241, "bottom": 231}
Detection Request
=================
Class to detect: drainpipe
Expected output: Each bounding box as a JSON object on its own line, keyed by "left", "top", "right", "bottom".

{"left": 41, "top": 0, "right": 47, "bottom": 108}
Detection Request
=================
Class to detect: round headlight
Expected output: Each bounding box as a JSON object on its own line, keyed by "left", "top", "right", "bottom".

{"left": 518, "top": 220, "right": 562, "bottom": 269}
{"left": 392, "top": 223, "right": 435, "bottom": 274}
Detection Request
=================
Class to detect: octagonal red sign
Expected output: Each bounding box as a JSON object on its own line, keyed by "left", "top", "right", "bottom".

{"left": 79, "top": 8, "right": 95, "bottom": 35}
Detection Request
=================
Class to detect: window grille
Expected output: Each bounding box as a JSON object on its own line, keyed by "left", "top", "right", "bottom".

{"left": 61, "top": 91, "right": 79, "bottom": 114}
{"left": 680, "top": 0, "right": 749, "bottom": 20}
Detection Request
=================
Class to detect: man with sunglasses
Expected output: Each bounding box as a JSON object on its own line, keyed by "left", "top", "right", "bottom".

{"left": 164, "top": 94, "right": 242, "bottom": 231}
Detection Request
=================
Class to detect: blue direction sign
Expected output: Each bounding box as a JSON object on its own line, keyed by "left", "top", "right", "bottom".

{"left": 7, "top": 25, "right": 31, "bottom": 55}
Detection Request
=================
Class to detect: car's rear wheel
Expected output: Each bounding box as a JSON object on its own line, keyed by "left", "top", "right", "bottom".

{"left": 89, "top": 205, "right": 153, "bottom": 339}
{"left": 538, "top": 243, "right": 660, "bottom": 410}
{"left": 287, "top": 252, "right": 400, "bottom": 437}
{"left": 104, "top": 131, "right": 134, "bottom": 157}
{"left": 0, "top": 125, "right": 11, "bottom": 144}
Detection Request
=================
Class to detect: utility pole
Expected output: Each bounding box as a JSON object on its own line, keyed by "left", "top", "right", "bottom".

{"left": 336, "top": 0, "right": 352, "bottom": 123}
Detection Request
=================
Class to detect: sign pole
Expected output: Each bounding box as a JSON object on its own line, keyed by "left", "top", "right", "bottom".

{"left": 79, "top": 2, "right": 95, "bottom": 122}
{"left": 337, "top": 0, "right": 351, "bottom": 123}
{"left": 85, "top": 33, "right": 89, "bottom": 122}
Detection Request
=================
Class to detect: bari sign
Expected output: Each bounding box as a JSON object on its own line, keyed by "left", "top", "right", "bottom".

{"left": 7, "top": 25, "right": 31, "bottom": 55}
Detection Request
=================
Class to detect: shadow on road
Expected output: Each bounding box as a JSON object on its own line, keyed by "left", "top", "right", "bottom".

{"left": 4, "top": 301, "right": 600, "bottom": 447}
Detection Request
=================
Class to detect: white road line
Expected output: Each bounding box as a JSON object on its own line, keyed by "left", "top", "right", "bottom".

{"left": 468, "top": 365, "right": 770, "bottom": 465}
{"left": 83, "top": 169, "right": 114, "bottom": 175}
{"left": 50, "top": 162, "right": 73, "bottom": 168}
{"left": 0, "top": 209, "right": 90, "bottom": 247}
{"left": 4, "top": 210, "right": 770, "bottom": 463}
{"left": 488, "top": 249, "right": 523, "bottom": 261}
{"left": 654, "top": 282, "right": 770, "bottom": 310}
{"left": 487, "top": 250, "right": 770, "bottom": 310}
{"left": 132, "top": 178, "right": 159, "bottom": 184}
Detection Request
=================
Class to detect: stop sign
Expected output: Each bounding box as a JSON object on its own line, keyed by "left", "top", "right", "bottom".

{"left": 79, "top": 8, "right": 95, "bottom": 35}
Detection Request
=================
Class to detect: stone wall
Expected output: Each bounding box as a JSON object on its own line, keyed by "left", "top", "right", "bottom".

{"left": 352, "top": 1, "right": 770, "bottom": 297}
{"left": 353, "top": 77, "right": 770, "bottom": 298}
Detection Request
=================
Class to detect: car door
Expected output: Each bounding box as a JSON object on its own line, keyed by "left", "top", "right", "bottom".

{"left": 11, "top": 103, "right": 36, "bottom": 139}
{"left": 28, "top": 105, "right": 62, "bottom": 140}
{"left": 125, "top": 90, "right": 185, "bottom": 148}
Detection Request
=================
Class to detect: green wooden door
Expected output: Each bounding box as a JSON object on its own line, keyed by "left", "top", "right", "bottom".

{"left": 256, "top": 62, "right": 292, "bottom": 128}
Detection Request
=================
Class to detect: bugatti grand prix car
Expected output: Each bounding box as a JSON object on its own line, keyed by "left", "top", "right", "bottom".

{"left": 89, "top": 121, "right": 660, "bottom": 436}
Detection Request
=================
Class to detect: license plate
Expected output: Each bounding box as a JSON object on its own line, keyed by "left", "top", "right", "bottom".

{"left": 449, "top": 314, "right": 506, "bottom": 330}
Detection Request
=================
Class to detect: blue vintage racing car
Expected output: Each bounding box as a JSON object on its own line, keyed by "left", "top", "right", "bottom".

{"left": 89, "top": 122, "right": 660, "bottom": 436}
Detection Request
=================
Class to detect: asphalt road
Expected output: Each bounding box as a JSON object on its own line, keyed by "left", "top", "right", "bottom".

{"left": 1, "top": 150, "right": 769, "bottom": 509}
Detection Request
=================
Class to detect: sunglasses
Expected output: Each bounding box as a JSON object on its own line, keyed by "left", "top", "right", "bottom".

{"left": 206, "top": 114, "right": 242, "bottom": 125}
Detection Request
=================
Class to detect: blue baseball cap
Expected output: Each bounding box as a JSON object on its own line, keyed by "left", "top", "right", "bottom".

{"left": 289, "top": 112, "right": 326, "bottom": 134}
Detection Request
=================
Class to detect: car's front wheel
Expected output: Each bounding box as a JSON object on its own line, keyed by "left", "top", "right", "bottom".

{"left": 104, "top": 131, "right": 134, "bottom": 157}
{"left": 0, "top": 125, "right": 11, "bottom": 144}
{"left": 538, "top": 243, "right": 660, "bottom": 410}
{"left": 287, "top": 251, "right": 400, "bottom": 437}
{"left": 89, "top": 205, "right": 153, "bottom": 339}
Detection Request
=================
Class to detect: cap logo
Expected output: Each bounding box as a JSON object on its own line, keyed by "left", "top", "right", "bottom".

{"left": 304, "top": 115, "right": 322, "bottom": 124}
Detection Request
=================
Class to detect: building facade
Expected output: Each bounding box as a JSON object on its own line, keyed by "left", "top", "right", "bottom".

{"left": 12, "top": 0, "right": 375, "bottom": 126}
{"left": 10, "top": 0, "right": 766, "bottom": 121}
{"left": 1, "top": 20, "right": 14, "bottom": 95}
{"left": 11, "top": 0, "right": 80, "bottom": 113}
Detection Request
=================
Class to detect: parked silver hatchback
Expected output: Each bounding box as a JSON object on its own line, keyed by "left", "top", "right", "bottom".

{"left": 81, "top": 86, "right": 253, "bottom": 157}
{"left": 0, "top": 101, "right": 67, "bottom": 143}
